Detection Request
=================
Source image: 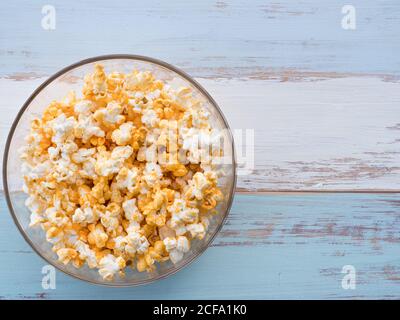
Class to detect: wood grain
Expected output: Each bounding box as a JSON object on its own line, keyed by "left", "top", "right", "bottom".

{"left": 2, "top": 76, "right": 400, "bottom": 191}
{"left": 1, "top": 191, "right": 399, "bottom": 299}
{"left": 1, "top": 0, "right": 399, "bottom": 77}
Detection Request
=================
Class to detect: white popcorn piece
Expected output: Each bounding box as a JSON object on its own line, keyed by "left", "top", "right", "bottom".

{"left": 75, "top": 115, "right": 105, "bottom": 143}
{"left": 95, "top": 146, "right": 133, "bottom": 177}
{"left": 52, "top": 158, "right": 79, "bottom": 183}
{"left": 64, "top": 229, "right": 79, "bottom": 247}
{"left": 125, "top": 231, "right": 149, "bottom": 256}
{"left": 95, "top": 101, "right": 124, "bottom": 125}
{"left": 88, "top": 224, "right": 108, "bottom": 248}
{"left": 29, "top": 212, "right": 44, "bottom": 227}
{"left": 186, "top": 172, "right": 210, "bottom": 200}
{"left": 72, "top": 206, "right": 97, "bottom": 224}
{"left": 186, "top": 223, "right": 206, "bottom": 239}
{"left": 143, "top": 162, "right": 162, "bottom": 187}
{"left": 113, "top": 235, "right": 128, "bottom": 253}
{"left": 141, "top": 109, "right": 159, "bottom": 128}
{"left": 168, "top": 199, "right": 199, "bottom": 228}
{"left": 116, "top": 167, "right": 139, "bottom": 193}
{"left": 137, "top": 144, "right": 157, "bottom": 162}
{"left": 25, "top": 160, "right": 52, "bottom": 180}
{"left": 124, "top": 71, "right": 151, "bottom": 90}
{"left": 80, "top": 158, "right": 97, "bottom": 179}
{"left": 125, "top": 221, "right": 141, "bottom": 234}
{"left": 49, "top": 114, "right": 76, "bottom": 145}
{"left": 45, "top": 207, "right": 69, "bottom": 227}
{"left": 72, "top": 148, "right": 96, "bottom": 163}
{"left": 122, "top": 199, "right": 143, "bottom": 222}
{"left": 111, "top": 121, "right": 134, "bottom": 145}
{"left": 100, "top": 209, "right": 120, "bottom": 233}
{"left": 111, "top": 146, "right": 133, "bottom": 160}
{"left": 163, "top": 236, "right": 190, "bottom": 264}
{"left": 163, "top": 237, "right": 177, "bottom": 251}
{"left": 176, "top": 235, "right": 190, "bottom": 252}
{"left": 74, "top": 100, "right": 94, "bottom": 116}
{"left": 75, "top": 240, "right": 97, "bottom": 268}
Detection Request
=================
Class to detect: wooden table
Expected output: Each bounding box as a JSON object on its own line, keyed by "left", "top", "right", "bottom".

{"left": 0, "top": 0, "right": 399, "bottom": 299}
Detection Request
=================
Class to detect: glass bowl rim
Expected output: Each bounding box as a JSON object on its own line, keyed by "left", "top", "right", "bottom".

{"left": 2, "top": 54, "right": 237, "bottom": 287}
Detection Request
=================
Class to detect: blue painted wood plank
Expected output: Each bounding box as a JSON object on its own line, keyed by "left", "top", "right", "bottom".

{"left": 0, "top": 0, "right": 400, "bottom": 77}
{"left": 0, "top": 191, "right": 399, "bottom": 299}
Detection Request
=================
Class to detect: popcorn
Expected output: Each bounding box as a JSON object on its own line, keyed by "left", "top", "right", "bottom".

{"left": 83, "top": 64, "right": 107, "bottom": 98}
{"left": 94, "top": 101, "right": 125, "bottom": 126}
{"left": 116, "top": 167, "right": 139, "bottom": 193}
{"left": 111, "top": 121, "right": 134, "bottom": 145}
{"left": 75, "top": 240, "right": 97, "bottom": 268}
{"left": 80, "top": 158, "right": 97, "bottom": 179}
{"left": 72, "top": 206, "right": 97, "bottom": 224}
{"left": 163, "top": 236, "right": 190, "bottom": 264}
{"left": 20, "top": 64, "right": 224, "bottom": 281}
{"left": 46, "top": 227, "right": 64, "bottom": 244}
{"left": 72, "top": 148, "right": 96, "bottom": 163}
{"left": 122, "top": 199, "right": 143, "bottom": 222}
{"left": 168, "top": 199, "right": 199, "bottom": 228}
{"left": 74, "top": 114, "right": 105, "bottom": 143}
{"left": 45, "top": 207, "right": 69, "bottom": 227}
{"left": 143, "top": 162, "right": 162, "bottom": 187}
{"left": 125, "top": 231, "right": 149, "bottom": 256}
{"left": 100, "top": 206, "right": 121, "bottom": 234}
{"left": 185, "top": 172, "right": 210, "bottom": 200}
{"left": 141, "top": 109, "right": 159, "bottom": 128}
{"left": 186, "top": 223, "right": 206, "bottom": 239}
{"left": 57, "top": 248, "right": 77, "bottom": 265}
{"left": 49, "top": 114, "right": 76, "bottom": 145}
{"left": 29, "top": 211, "right": 44, "bottom": 227}
{"left": 24, "top": 160, "right": 52, "bottom": 180}
{"left": 74, "top": 100, "right": 94, "bottom": 116}
{"left": 95, "top": 146, "right": 133, "bottom": 177}
{"left": 87, "top": 223, "right": 108, "bottom": 248}
{"left": 98, "top": 254, "right": 126, "bottom": 281}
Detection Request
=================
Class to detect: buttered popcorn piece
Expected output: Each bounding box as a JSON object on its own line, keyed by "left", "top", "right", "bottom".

{"left": 20, "top": 64, "right": 224, "bottom": 281}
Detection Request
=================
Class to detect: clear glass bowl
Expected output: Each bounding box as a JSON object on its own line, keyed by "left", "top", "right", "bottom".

{"left": 2, "top": 55, "right": 236, "bottom": 286}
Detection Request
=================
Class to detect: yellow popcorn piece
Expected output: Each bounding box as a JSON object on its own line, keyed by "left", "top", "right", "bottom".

{"left": 57, "top": 248, "right": 78, "bottom": 265}
{"left": 87, "top": 223, "right": 108, "bottom": 249}
{"left": 165, "top": 163, "right": 188, "bottom": 177}
{"left": 83, "top": 64, "right": 108, "bottom": 99}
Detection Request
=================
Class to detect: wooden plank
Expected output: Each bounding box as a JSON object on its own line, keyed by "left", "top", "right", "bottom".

{"left": 0, "top": 191, "right": 399, "bottom": 299}
{"left": 1, "top": 0, "right": 400, "bottom": 191}
{"left": 2, "top": 76, "right": 400, "bottom": 191}
{"left": 0, "top": 0, "right": 400, "bottom": 78}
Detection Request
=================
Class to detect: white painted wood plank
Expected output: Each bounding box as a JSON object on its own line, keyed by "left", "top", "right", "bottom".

{"left": 1, "top": 0, "right": 400, "bottom": 191}
{"left": 1, "top": 0, "right": 400, "bottom": 77}
{"left": 1, "top": 75, "right": 399, "bottom": 191}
